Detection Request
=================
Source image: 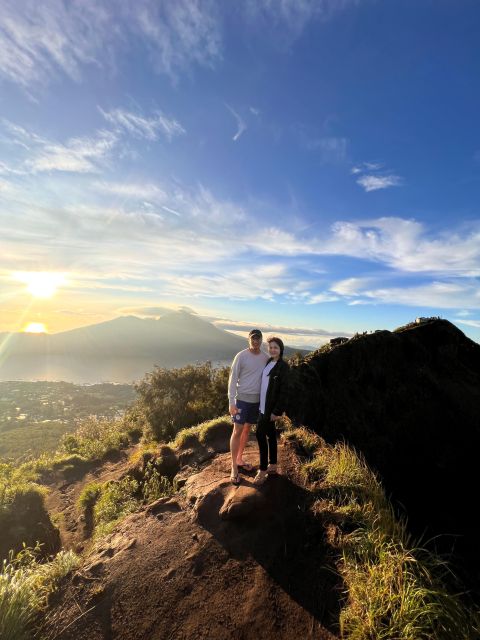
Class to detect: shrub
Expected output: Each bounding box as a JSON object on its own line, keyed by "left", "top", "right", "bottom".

{"left": 141, "top": 461, "right": 175, "bottom": 503}
{"left": 60, "top": 416, "right": 130, "bottom": 460}
{"left": 135, "top": 362, "right": 229, "bottom": 442}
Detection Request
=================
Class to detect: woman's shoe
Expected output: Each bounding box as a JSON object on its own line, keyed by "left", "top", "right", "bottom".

{"left": 237, "top": 461, "right": 254, "bottom": 472}
{"left": 253, "top": 470, "right": 268, "bottom": 485}
{"left": 230, "top": 471, "right": 241, "bottom": 486}
{"left": 267, "top": 464, "right": 278, "bottom": 475}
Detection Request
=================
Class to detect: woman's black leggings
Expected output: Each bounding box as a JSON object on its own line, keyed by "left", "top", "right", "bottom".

{"left": 256, "top": 413, "right": 277, "bottom": 471}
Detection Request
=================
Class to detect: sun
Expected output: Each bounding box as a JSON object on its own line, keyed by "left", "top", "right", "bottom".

{"left": 14, "top": 272, "right": 66, "bottom": 298}
{"left": 23, "top": 322, "right": 47, "bottom": 333}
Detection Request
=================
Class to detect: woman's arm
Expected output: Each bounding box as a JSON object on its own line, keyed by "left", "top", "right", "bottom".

{"left": 271, "top": 363, "right": 290, "bottom": 418}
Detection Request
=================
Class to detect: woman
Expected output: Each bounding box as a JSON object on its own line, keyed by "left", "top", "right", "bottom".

{"left": 253, "top": 336, "right": 289, "bottom": 485}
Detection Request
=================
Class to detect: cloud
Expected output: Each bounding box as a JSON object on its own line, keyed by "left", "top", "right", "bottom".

{"left": 27, "top": 130, "right": 118, "bottom": 174}
{"left": 1, "top": 119, "right": 119, "bottom": 174}
{"left": 352, "top": 160, "right": 403, "bottom": 192}
{"left": 202, "top": 314, "right": 352, "bottom": 349}
{"left": 456, "top": 318, "right": 480, "bottom": 328}
{"left": 331, "top": 277, "right": 480, "bottom": 310}
{"left": 225, "top": 104, "right": 247, "bottom": 142}
{"left": 0, "top": 0, "right": 222, "bottom": 91}
{"left": 117, "top": 304, "right": 197, "bottom": 317}
{"left": 99, "top": 107, "right": 185, "bottom": 141}
{"left": 356, "top": 174, "right": 402, "bottom": 192}
{"left": 324, "top": 218, "right": 480, "bottom": 276}
{"left": 306, "top": 136, "right": 348, "bottom": 162}
{"left": 245, "top": 0, "right": 360, "bottom": 45}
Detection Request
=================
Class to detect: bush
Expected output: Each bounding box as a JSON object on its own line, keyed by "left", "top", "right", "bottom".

{"left": 135, "top": 362, "right": 229, "bottom": 442}
{"left": 141, "top": 461, "right": 175, "bottom": 502}
{"left": 60, "top": 416, "right": 130, "bottom": 460}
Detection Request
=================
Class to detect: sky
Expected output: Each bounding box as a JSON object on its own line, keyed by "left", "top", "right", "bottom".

{"left": 1, "top": 0, "right": 480, "bottom": 348}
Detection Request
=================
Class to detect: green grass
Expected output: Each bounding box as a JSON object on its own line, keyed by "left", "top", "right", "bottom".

{"left": 92, "top": 477, "right": 139, "bottom": 538}
{"left": 284, "top": 429, "right": 479, "bottom": 639}
{"left": 88, "top": 468, "right": 175, "bottom": 539}
{"left": 0, "top": 545, "right": 79, "bottom": 640}
{"left": 77, "top": 481, "right": 103, "bottom": 510}
{"left": 172, "top": 415, "right": 230, "bottom": 449}
{"left": 282, "top": 425, "right": 325, "bottom": 457}
{"left": 0, "top": 464, "right": 48, "bottom": 521}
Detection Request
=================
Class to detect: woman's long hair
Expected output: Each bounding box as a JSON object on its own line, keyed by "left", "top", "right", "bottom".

{"left": 267, "top": 336, "right": 284, "bottom": 359}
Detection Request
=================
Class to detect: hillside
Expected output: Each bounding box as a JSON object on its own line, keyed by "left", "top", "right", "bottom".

{"left": 287, "top": 318, "right": 480, "bottom": 591}
{"left": 0, "top": 311, "right": 305, "bottom": 383}
{"left": 40, "top": 440, "right": 340, "bottom": 640}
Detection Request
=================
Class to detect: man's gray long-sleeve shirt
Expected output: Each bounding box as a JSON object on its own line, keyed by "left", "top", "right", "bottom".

{"left": 228, "top": 348, "right": 269, "bottom": 404}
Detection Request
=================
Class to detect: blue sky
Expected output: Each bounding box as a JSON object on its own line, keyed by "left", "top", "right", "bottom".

{"left": 1, "top": 0, "right": 480, "bottom": 347}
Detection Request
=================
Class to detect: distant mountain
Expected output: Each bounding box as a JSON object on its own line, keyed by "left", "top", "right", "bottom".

{"left": 0, "top": 311, "right": 307, "bottom": 383}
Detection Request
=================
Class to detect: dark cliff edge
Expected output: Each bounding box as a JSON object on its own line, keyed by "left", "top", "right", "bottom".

{"left": 288, "top": 319, "right": 480, "bottom": 592}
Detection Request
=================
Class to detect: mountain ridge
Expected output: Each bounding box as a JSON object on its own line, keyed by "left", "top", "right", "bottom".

{"left": 0, "top": 311, "right": 307, "bottom": 383}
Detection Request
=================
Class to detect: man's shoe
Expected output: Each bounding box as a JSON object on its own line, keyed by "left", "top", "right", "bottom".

{"left": 267, "top": 464, "right": 278, "bottom": 475}
{"left": 253, "top": 470, "right": 268, "bottom": 485}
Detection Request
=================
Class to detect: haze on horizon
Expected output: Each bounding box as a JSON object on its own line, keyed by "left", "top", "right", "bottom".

{"left": 1, "top": 0, "right": 480, "bottom": 355}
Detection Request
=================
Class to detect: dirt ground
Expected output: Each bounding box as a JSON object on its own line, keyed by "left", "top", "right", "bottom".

{"left": 41, "top": 440, "right": 342, "bottom": 640}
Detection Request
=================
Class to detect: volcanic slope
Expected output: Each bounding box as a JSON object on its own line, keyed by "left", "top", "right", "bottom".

{"left": 288, "top": 318, "right": 480, "bottom": 589}
{"left": 41, "top": 441, "right": 340, "bottom": 640}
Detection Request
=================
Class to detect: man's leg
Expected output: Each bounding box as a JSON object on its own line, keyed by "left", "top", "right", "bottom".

{"left": 230, "top": 423, "right": 245, "bottom": 477}
{"left": 236, "top": 423, "right": 251, "bottom": 465}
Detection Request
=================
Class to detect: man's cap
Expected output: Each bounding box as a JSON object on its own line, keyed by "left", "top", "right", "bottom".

{"left": 248, "top": 329, "right": 263, "bottom": 338}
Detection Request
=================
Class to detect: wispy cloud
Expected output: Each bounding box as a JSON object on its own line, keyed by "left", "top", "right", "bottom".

{"left": 456, "top": 318, "right": 480, "bottom": 328}
{"left": 245, "top": 0, "right": 360, "bottom": 46}
{"left": 225, "top": 104, "right": 247, "bottom": 141}
{"left": 0, "top": 119, "right": 119, "bottom": 174}
{"left": 28, "top": 130, "right": 118, "bottom": 174}
{"left": 331, "top": 277, "right": 480, "bottom": 310}
{"left": 352, "top": 160, "right": 403, "bottom": 191}
{"left": 0, "top": 0, "right": 222, "bottom": 91}
{"left": 98, "top": 107, "right": 185, "bottom": 141}
{"left": 2, "top": 163, "right": 480, "bottom": 311}
{"left": 356, "top": 174, "right": 402, "bottom": 192}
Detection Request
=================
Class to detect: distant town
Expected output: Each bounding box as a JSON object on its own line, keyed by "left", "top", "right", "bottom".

{"left": 0, "top": 381, "right": 136, "bottom": 461}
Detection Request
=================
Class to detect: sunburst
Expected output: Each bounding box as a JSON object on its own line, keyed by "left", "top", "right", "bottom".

{"left": 14, "top": 272, "right": 66, "bottom": 298}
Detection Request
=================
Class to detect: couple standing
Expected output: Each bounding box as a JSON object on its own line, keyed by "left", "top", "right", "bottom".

{"left": 227, "top": 329, "right": 289, "bottom": 486}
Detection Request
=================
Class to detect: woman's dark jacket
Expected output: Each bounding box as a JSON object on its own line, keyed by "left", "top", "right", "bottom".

{"left": 263, "top": 358, "right": 290, "bottom": 418}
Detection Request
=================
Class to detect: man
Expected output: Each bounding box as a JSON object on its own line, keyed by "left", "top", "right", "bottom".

{"left": 228, "top": 329, "right": 269, "bottom": 485}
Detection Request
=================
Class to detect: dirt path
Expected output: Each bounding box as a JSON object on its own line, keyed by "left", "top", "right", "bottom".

{"left": 42, "top": 441, "right": 341, "bottom": 640}
{"left": 44, "top": 445, "right": 138, "bottom": 552}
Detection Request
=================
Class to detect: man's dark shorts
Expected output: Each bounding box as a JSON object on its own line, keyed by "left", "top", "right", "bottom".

{"left": 232, "top": 399, "right": 260, "bottom": 426}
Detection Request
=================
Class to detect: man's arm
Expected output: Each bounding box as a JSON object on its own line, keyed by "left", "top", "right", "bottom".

{"left": 227, "top": 352, "right": 241, "bottom": 413}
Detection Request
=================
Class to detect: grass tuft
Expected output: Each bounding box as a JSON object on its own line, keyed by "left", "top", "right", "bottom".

{"left": 284, "top": 428, "right": 479, "bottom": 639}
{"left": 0, "top": 545, "right": 79, "bottom": 640}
